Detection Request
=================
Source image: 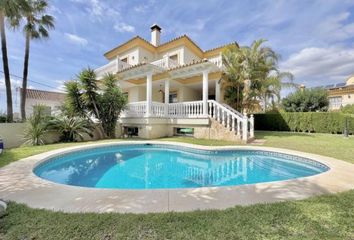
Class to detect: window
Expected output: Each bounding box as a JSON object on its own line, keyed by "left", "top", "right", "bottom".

{"left": 329, "top": 96, "right": 342, "bottom": 109}
{"left": 169, "top": 92, "right": 178, "bottom": 103}
{"left": 174, "top": 128, "right": 194, "bottom": 136}
{"left": 121, "top": 57, "right": 128, "bottom": 63}
{"left": 124, "top": 127, "right": 138, "bottom": 137}
{"left": 169, "top": 54, "right": 178, "bottom": 62}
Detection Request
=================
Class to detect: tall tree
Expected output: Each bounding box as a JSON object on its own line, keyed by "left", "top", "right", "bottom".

{"left": 19, "top": 0, "right": 54, "bottom": 120}
{"left": 65, "top": 68, "right": 127, "bottom": 138}
{"left": 258, "top": 72, "right": 295, "bottom": 112}
{"left": 0, "top": 0, "right": 26, "bottom": 122}
{"left": 222, "top": 39, "right": 293, "bottom": 113}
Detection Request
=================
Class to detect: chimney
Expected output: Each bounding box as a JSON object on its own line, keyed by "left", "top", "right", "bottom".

{"left": 150, "top": 24, "right": 161, "bottom": 46}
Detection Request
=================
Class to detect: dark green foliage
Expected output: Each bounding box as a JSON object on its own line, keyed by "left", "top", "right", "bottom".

{"left": 48, "top": 116, "right": 94, "bottom": 142}
{"left": 65, "top": 69, "right": 127, "bottom": 138}
{"left": 0, "top": 113, "right": 6, "bottom": 123}
{"left": 254, "top": 112, "right": 354, "bottom": 134}
{"left": 282, "top": 88, "right": 329, "bottom": 112}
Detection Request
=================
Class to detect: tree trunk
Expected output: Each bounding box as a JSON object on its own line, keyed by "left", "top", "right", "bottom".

{"left": 263, "top": 93, "right": 267, "bottom": 112}
{"left": 0, "top": 12, "right": 13, "bottom": 122}
{"left": 21, "top": 32, "right": 31, "bottom": 121}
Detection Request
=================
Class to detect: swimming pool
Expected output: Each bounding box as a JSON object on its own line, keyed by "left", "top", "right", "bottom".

{"left": 34, "top": 144, "right": 329, "bottom": 190}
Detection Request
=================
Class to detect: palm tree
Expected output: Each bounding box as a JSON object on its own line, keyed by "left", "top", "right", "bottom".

{"left": 64, "top": 69, "right": 127, "bottom": 138}
{"left": 0, "top": 0, "right": 27, "bottom": 122}
{"left": 221, "top": 44, "right": 244, "bottom": 111}
{"left": 259, "top": 72, "right": 295, "bottom": 112}
{"left": 222, "top": 39, "right": 290, "bottom": 113}
{"left": 20, "top": 0, "right": 54, "bottom": 120}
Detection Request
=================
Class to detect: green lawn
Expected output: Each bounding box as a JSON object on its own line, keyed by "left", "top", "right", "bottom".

{"left": 0, "top": 132, "right": 353, "bottom": 239}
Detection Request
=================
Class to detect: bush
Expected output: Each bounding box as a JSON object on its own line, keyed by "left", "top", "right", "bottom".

{"left": 341, "top": 104, "right": 354, "bottom": 114}
{"left": 48, "top": 116, "right": 94, "bottom": 142}
{"left": 23, "top": 105, "right": 50, "bottom": 145}
{"left": 282, "top": 88, "right": 329, "bottom": 112}
{"left": 254, "top": 112, "right": 354, "bottom": 134}
{"left": 0, "top": 114, "right": 6, "bottom": 123}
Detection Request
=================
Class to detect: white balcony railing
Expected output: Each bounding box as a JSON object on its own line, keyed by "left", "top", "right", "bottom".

{"left": 151, "top": 58, "right": 178, "bottom": 69}
{"left": 208, "top": 56, "right": 223, "bottom": 68}
{"left": 122, "top": 101, "right": 146, "bottom": 117}
{"left": 94, "top": 59, "right": 131, "bottom": 79}
{"left": 168, "top": 101, "right": 204, "bottom": 118}
{"left": 94, "top": 61, "right": 117, "bottom": 79}
{"left": 120, "top": 100, "right": 254, "bottom": 141}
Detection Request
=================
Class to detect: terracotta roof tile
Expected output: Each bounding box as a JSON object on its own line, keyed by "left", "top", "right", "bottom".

{"left": 204, "top": 42, "right": 239, "bottom": 53}
{"left": 20, "top": 88, "right": 66, "bottom": 101}
{"left": 167, "top": 59, "right": 209, "bottom": 71}
{"left": 117, "top": 62, "right": 148, "bottom": 74}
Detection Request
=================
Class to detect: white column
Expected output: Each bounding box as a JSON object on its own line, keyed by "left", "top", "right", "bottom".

{"left": 164, "top": 79, "right": 170, "bottom": 117}
{"left": 242, "top": 116, "right": 248, "bottom": 142}
{"left": 202, "top": 70, "right": 209, "bottom": 116}
{"left": 250, "top": 114, "right": 254, "bottom": 138}
{"left": 215, "top": 80, "right": 221, "bottom": 102}
{"left": 146, "top": 72, "right": 153, "bottom": 117}
{"left": 115, "top": 55, "right": 120, "bottom": 71}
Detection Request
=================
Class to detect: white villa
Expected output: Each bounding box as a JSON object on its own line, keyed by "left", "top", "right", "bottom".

{"left": 95, "top": 24, "right": 254, "bottom": 142}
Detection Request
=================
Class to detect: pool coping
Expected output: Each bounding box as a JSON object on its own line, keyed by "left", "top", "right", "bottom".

{"left": 0, "top": 141, "right": 354, "bottom": 214}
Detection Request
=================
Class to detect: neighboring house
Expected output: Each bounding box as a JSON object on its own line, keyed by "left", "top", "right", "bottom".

{"left": 20, "top": 88, "right": 66, "bottom": 118}
{"left": 327, "top": 75, "right": 354, "bottom": 110}
{"left": 94, "top": 24, "right": 253, "bottom": 141}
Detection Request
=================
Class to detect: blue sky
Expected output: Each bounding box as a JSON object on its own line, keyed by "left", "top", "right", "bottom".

{"left": 1, "top": 0, "right": 354, "bottom": 112}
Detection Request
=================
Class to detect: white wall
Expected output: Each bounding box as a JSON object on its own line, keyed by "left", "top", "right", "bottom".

{"left": 138, "top": 47, "right": 155, "bottom": 63}
{"left": 158, "top": 46, "right": 185, "bottom": 65}
{"left": 178, "top": 86, "right": 201, "bottom": 102}
{"left": 119, "top": 47, "right": 140, "bottom": 65}
{"left": 0, "top": 123, "right": 114, "bottom": 149}
{"left": 183, "top": 47, "right": 201, "bottom": 64}
{"left": 26, "top": 99, "right": 64, "bottom": 118}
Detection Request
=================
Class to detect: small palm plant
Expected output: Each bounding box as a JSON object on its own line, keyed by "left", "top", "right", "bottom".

{"left": 23, "top": 104, "right": 48, "bottom": 145}
{"left": 48, "top": 116, "right": 94, "bottom": 142}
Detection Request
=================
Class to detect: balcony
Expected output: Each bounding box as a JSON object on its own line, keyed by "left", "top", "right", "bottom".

{"left": 94, "top": 59, "right": 131, "bottom": 79}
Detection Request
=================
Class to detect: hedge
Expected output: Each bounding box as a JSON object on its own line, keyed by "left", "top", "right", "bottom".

{"left": 254, "top": 112, "right": 354, "bottom": 134}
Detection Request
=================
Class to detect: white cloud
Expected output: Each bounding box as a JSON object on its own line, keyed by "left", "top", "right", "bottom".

{"left": 70, "top": 0, "right": 120, "bottom": 22}
{"left": 280, "top": 47, "right": 354, "bottom": 86}
{"left": 134, "top": 0, "right": 156, "bottom": 13}
{"left": 65, "top": 33, "right": 88, "bottom": 46}
{"left": 315, "top": 12, "right": 354, "bottom": 42}
{"left": 114, "top": 23, "right": 135, "bottom": 33}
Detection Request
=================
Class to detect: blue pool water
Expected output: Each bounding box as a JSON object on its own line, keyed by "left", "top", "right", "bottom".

{"left": 34, "top": 144, "right": 329, "bottom": 189}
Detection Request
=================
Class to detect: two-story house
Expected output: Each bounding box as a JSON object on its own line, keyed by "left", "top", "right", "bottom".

{"left": 95, "top": 24, "right": 254, "bottom": 142}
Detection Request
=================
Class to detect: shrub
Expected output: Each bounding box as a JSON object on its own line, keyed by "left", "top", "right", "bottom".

{"left": 23, "top": 105, "right": 50, "bottom": 145}
{"left": 0, "top": 114, "right": 6, "bottom": 123}
{"left": 254, "top": 112, "right": 354, "bottom": 134}
{"left": 341, "top": 104, "right": 354, "bottom": 114}
{"left": 282, "top": 88, "right": 329, "bottom": 112}
{"left": 48, "top": 116, "right": 94, "bottom": 142}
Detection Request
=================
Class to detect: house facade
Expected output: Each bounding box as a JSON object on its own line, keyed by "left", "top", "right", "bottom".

{"left": 328, "top": 75, "right": 354, "bottom": 110}
{"left": 95, "top": 24, "right": 254, "bottom": 142}
{"left": 20, "top": 88, "right": 66, "bottom": 118}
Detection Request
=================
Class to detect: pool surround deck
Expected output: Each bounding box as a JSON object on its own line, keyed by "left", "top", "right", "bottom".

{"left": 0, "top": 141, "right": 354, "bottom": 214}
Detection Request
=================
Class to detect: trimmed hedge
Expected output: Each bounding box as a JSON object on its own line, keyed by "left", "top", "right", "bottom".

{"left": 254, "top": 112, "right": 354, "bottom": 134}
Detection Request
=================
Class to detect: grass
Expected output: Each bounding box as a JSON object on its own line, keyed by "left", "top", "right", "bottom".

{"left": 257, "top": 131, "right": 354, "bottom": 164}
{"left": 0, "top": 131, "right": 354, "bottom": 239}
